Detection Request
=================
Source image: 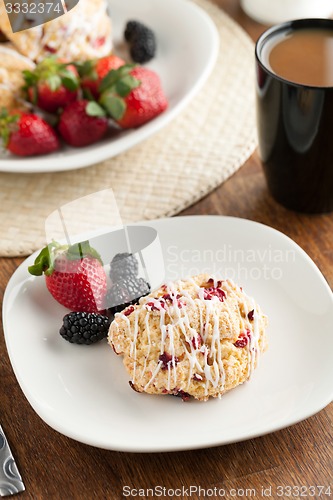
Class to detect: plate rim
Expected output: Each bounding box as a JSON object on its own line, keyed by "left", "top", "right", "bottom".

{"left": 0, "top": 0, "right": 219, "bottom": 174}
{"left": 3, "top": 215, "right": 333, "bottom": 452}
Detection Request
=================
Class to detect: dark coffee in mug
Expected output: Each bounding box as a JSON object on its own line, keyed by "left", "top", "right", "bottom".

{"left": 263, "top": 28, "right": 333, "bottom": 87}
{"left": 255, "top": 19, "right": 333, "bottom": 213}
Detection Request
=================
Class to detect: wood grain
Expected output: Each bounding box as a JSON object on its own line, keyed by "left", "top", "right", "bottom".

{"left": 0, "top": 1, "right": 332, "bottom": 498}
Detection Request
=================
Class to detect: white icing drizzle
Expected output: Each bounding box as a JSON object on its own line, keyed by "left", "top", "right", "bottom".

{"left": 167, "top": 325, "right": 178, "bottom": 387}
{"left": 159, "top": 306, "right": 167, "bottom": 353}
{"left": 167, "top": 363, "right": 171, "bottom": 391}
{"left": 117, "top": 309, "right": 138, "bottom": 383}
{"left": 139, "top": 313, "right": 152, "bottom": 381}
{"left": 131, "top": 310, "right": 140, "bottom": 383}
{"left": 213, "top": 307, "right": 225, "bottom": 385}
{"left": 239, "top": 290, "right": 261, "bottom": 380}
{"left": 144, "top": 361, "right": 162, "bottom": 391}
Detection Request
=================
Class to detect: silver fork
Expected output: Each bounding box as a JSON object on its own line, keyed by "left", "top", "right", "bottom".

{"left": 0, "top": 426, "right": 25, "bottom": 497}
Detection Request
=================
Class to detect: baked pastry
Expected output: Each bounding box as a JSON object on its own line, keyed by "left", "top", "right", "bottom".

{"left": 109, "top": 274, "right": 268, "bottom": 401}
{"left": 0, "top": 0, "right": 112, "bottom": 61}
{"left": 0, "top": 43, "right": 35, "bottom": 110}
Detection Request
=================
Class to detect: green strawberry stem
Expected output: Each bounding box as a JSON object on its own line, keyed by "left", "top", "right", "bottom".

{"left": 28, "top": 241, "right": 60, "bottom": 276}
{"left": 28, "top": 240, "right": 103, "bottom": 276}
{"left": 72, "top": 59, "right": 97, "bottom": 80}
{"left": 85, "top": 101, "right": 106, "bottom": 117}
{"left": 0, "top": 108, "right": 20, "bottom": 148}
{"left": 66, "top": 240, "right": 103, "bottom": 263}
{"left": 23, "top": 56, "right": 79, "bottom": 93}
{"left": 99, "top": 93, "right": 126, "bottom": 120}
{"left": 98, "top": 64, "right": 137, "bottom": 92}
{"left": 98, "top": 64, "right": 141, "bottom": 120}
{"left": 28, "top": 245, "right": 53, "bottom": 276}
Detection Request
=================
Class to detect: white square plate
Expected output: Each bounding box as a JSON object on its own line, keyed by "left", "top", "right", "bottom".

{"left": 3, "top": 216, "right": 333, "bottom": 452}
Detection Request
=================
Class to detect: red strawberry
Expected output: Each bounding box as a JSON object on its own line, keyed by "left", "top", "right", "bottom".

{"left": 58, "top": 100, "right": 108, "bottom": 147}
{"left": 99, "top": 65, "right": 168, "bottom": 129}
{"left": 79, "top": 55, "right": 125, "bottom": 99}
{"left": 28, "top": 241, "right": 107, "bottom": 313}
{"left": 24, "top": 57, "right": 79, "bottom": 113}
{"left": 96, "top": 55, "right": 126, "bottom": 79}
{"left": 0, "top": 109, "right": 59, "bottom": 157}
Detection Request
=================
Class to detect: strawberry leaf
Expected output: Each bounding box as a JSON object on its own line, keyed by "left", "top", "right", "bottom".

{"left": 28, "top": 246, "right": 52, "bottom": 276}
{"left": 22, "top": 69, "right": 38, "bottom": 88}
{"left": 117, "top": 64, "right": 137, "bottom": 77}
{"left": 99, "top": 93, "right": 126, "bottom": 120}
{"left": 29, "top": 86, "right": 38, "bottom": 105}
{"left": 47, "top": 74, "right": 62, "bottom": 91}
{"left": 115, "top": 75, "right": 140, "bottom": 97}
{"left": 98, "top": 64, "right": 136, "bottom": 93}
{"left": 82, "top": 87, "right": 95, "bottom": 101}
{"left": 66, "top": 240, "right": 103, "bottom": 264}
{"left": 86, "top": 101, "right": 106, "bottom": 117}
{"left": 73, "top": 59, "right": 97, "bottom": 78}
{"left": 0, "top": 108, "right": 8, "bottom": 120}
{"left": 28, "top": 241, "right": 66, "bottom": 276}
{"left": 0, "top": 109, "right": 20, "bottom": 148}
{"left": 60, "top": 69, "right": 79, "bottom": 91}
{"left": 98, "top": 70, "right": 119, "bottom": 93}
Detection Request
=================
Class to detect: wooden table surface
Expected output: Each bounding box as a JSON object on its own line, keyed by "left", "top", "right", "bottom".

{"left": 1, "top": 1, "right": 333, "bottom": 499}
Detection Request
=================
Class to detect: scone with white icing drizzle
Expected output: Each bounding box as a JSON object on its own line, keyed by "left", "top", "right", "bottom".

{"left": 108, "top": 274, "right": 268, "bottom": 401}
{"left": 0, "top": 44, "right": 35, "bottom": 110}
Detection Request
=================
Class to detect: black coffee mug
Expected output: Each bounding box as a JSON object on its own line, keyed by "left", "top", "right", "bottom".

{"left": 255, "top": 19, "right": 333, "bottom": 214}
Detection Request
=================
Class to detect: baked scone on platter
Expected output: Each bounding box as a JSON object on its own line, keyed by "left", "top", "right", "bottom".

{"left": 0, "top": 0, "right": 112, "bottom": 61}
{"left": 109, "top": 274, "right": 268, "bottom": 401}
{"left": 0, "top": 43, "right": 35, "bottom": 110}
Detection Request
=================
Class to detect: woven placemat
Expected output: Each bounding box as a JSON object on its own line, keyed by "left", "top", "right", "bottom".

{"left": 0, "top": 0, "right": 257, "bottom": 257}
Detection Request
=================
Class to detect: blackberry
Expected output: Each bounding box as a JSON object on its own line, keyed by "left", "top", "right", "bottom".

{"left": 124, "top": 21, "right": 142, "bottom": 42}
{"left": 124, "top": 21, "right": 156, "bottom": 63}
{"left": 110, "top": 252, "right": 139, "bottom": 281}
{"left": 130, "top": 33, "right": 156, "bottom": 64}
{"left": 60, "top": 311, "right": 111, "bottom": 345}
{"left": 106, "top": 277, "right": 150, "bottom": 314}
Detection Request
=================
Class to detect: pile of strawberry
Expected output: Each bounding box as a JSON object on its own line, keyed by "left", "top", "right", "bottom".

{"left": 0, "top": 55, "right": 168, "bottom": 157}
